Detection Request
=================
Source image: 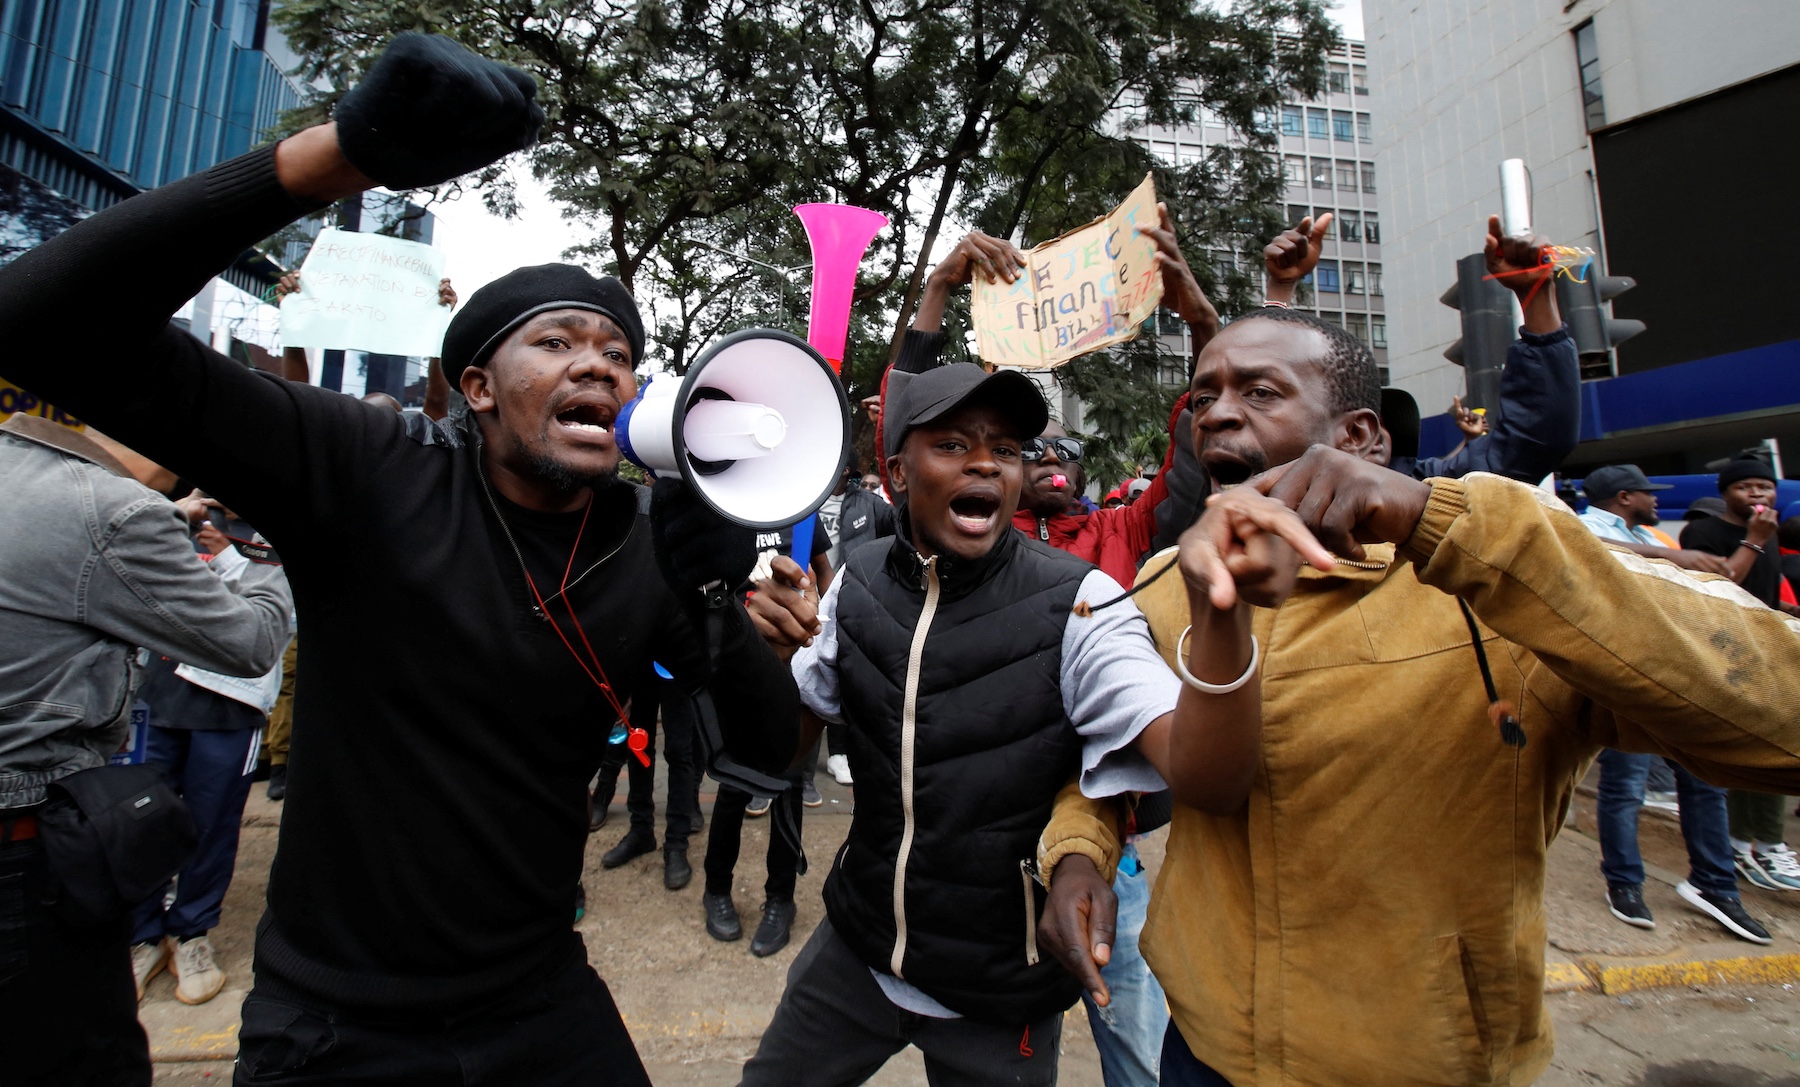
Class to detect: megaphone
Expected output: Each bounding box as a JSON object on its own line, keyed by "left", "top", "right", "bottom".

{"left": 794, "top": 203, "right": 889, "bottom": 375}
{"left": 616, "top": 329, "right": 850, "bottom": 530}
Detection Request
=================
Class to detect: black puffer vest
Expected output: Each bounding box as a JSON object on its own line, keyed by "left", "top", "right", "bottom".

{"left": 823, "top": 525, "right": 1091, "bottom": 1024}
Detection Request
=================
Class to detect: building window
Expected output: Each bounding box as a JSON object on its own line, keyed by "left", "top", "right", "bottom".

{"left": 1360, "top": 163, "right": 1377, "bottom": 193}
{"left": 1346, "top": 313, "right": 1370, "bottom": 344}
{"left": 1345, "top": 265, "right": 1366, "bottom": 294}
{"left": 1369, "top": 263, "right": 1383, "bottom": 295}
{"left": 1357, "top": 113, "right": 1373, "bottom": 143}
{"left": 1281, "top": 105, "right": 1303, "bottom": 137}
{"left": 1311, "top": 158, "right": 1333, "bottom": 190}
{"left": 1315, "top": 260, "right": 1341, "bottom": 293}
{"left": 1336, "top": 161, "right": 1358, "bottom": 190}
{"left": 1353, "top": 66, "right": 1369, "bottom": 95}
{"left": 1574, "top": 20, "right": 1606, "bottom": 130}
{"left": 1329, "top": 64, "right": 1350, "bottom": 95}
{"left": 1337, "top": 209, "right": 1361, "bottom": 242}
{"left": 1288, "top": 204, "right": 1311, "bottom": 228}
{"left": 1307, "top": 108, "right": 1329, "bottom": 140}
{"left": 1364, "top": 213, "right": 1380, "bottom": 245}
{"left": 1371, "top": 316, "right": 1388, "bottom": 348}
{"left": 1332, "top": 111, "right": 1354, "bottom": 141}
{"left": 1284, "top": 156, "right": 1306, "bottom": 185}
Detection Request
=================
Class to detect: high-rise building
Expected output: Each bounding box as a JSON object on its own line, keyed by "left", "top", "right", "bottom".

{"left": 1367, "top": 0, "right": 1800, "bottom": 474}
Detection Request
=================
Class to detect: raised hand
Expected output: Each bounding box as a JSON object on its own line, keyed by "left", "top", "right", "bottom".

{"left": 1450, "top": 395, "right": 1488, "bottom": 440}
{"left": 437, "top": 278, "right": 458, "bottom": 309}
{"left": 334, "top": 32, "right": 545, "bottom": 192}
{"left": 1251, "top": 445, "right": 1434, "bottom": 560}
{"left": 1747, "top": 503, "right": 1779, "bottom": 548}
{"left": 1264, "top": 213, "right": 1334, "bottom": 289}
{"left": 1138, "top": 204, "right": 1220, "bottom": 342}
{"left": 930, "top": 231, "right": 1026, "bottom": 289}
{"left": 1178, "top": 487, "right": 1335, "bottom": 611}
{"left": 1482, "top": 215, "right": 1554, "bottom": 301}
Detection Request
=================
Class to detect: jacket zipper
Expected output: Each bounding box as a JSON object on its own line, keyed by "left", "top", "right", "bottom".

{"left": 1020, "top": 859, "right": 1041, "bottom": 967}
{"left": 890, "top": 555, "right": 941, "bottom": 980}
{"left": 1037, "top": 515, "right": 1049, "bottom": 542}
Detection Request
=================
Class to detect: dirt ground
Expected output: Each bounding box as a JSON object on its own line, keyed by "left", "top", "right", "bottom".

{"left": 148, "top": 761, "right": 1800, "bottom": 1085}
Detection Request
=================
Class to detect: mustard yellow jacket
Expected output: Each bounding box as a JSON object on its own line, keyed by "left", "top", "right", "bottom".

{"left": 1040, "top": 474, "right": 1800, "bottom": 1087}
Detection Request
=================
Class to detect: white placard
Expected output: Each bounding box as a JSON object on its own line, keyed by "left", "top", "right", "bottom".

{"left": 280, "top": 227, "right": 450, "bottom": 356}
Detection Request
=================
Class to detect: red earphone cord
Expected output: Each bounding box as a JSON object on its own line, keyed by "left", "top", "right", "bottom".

{"left": 518, "top": 498, "right": 631, "bottom": 729}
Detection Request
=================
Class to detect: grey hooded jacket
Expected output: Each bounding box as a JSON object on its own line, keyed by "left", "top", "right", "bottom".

{"left": 0, "top": 415, "right": 292, "bottom": 807}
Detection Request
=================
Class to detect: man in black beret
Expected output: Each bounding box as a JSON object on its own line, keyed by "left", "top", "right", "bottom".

{"left": 0, "top": 33, "right": 799, "bottom": 1084}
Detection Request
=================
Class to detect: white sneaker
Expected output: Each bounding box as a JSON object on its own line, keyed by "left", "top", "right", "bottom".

{"left": 827, "top": 754, "right": 854, "bottom": 786}
{"left": 1755, "top": 844, "right": 1800, "bottom": 891}
{"left": 131, "top": 939, "right": 170, "bottom": 1001}
{"left": 172, "top": 935, "right": 226, "bottom": 1005}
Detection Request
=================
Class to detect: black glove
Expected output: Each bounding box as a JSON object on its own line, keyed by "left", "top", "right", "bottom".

{"left": 334, "top": 33, "right": 545, "bottom": 191}
{"left": 650, "top": 478, "right": 757, "bottom": 607}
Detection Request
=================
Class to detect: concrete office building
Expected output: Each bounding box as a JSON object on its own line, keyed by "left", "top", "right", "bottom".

{"left": 1366, "top": 0, "right": 1800, "bottom": 474}
{"left": 1130, "top": 36, "right": 1391, "bottom": 389}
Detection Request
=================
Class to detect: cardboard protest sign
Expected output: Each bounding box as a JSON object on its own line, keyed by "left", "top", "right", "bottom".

{"left": 0, "top": 379, "right": 83, "bottom": 430}
{"left": 971, "top": 174, "right": 1164, "bottom": 370}
{"left": 280, "top": 228, "right": 450, "bottom": 357}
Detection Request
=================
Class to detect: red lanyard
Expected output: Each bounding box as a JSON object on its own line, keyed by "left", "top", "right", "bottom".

{"left": 518, "top": 498, "right": 650, "bottom": 766}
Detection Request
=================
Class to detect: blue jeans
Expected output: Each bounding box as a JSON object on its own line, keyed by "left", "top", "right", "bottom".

{"left": 1595, "top": 749, "right": 1737, "bottom": 898}
{"left": 1082, "top": 840, "right": 1168, "bottom": 1087}
{"left": 129, "top": 724, "right": 260, "bottom": 943}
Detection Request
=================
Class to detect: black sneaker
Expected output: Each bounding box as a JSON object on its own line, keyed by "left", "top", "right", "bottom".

{"left": 1606, "top": 884, "right": 1655, "bottom": 930}
{"left": 751, "top": 898, "right": 796, "bottom": 958}
{"left": 704, "top": 893, "right": 742, "bottom": 941}
{"left": 745, "top": 795, "right": 772, "bottom": 818}
{"left": 601, "top": 828, "right": 657, "bottom": 869}
{"left": 801, "top": 781, "right": 823, "bottom": 808}
{"left": 663, "top": 847, "right": 692, "bottom": 891}
{"left": 588, "top": 787, "right": 613, "bottom": 833}
{"left": 266, "top": 764, "right": 287, "bottom": 802}
{"left": 1677, "top": 881, "right": 1772, "bottom": 945}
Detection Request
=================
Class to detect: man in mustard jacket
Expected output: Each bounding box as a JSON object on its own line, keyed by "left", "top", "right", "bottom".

{"left": 1036, "top": 305, "right": 1800, "bottom": 1087}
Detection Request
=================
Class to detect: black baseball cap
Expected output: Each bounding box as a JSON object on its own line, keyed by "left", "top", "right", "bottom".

{"left": 884, "top": 363, "right": 1049, "bottom": 460}
{"left": 1582, "top": 464, "right": 1671, "bottom": 500}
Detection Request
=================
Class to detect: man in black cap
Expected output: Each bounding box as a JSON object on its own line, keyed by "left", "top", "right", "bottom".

{"left": 0, "top": 34, "right": 797, "bottom": 1083}
{"left": 736, "top": 360, "right": 1276, "bottom": 1085}
{"left": 1578, "top": 464, "right": 1731, "bottom": 574}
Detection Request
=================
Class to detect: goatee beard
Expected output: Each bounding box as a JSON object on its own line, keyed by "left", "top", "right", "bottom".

{"left": 520, "top": 448, "right": 620, "bottom": 495}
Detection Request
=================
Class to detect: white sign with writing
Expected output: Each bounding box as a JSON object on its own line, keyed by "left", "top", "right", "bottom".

{"left": 280, "top": 227, "right": 449, "bottom": 356}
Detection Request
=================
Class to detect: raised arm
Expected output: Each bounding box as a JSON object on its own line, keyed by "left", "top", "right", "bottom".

{"left": 1411, "top": 217, "right": 1579, "bottom": 482}
{"left": 0, "top": 35, "right": 541, "bottom": 529}
{"left": 1263, "top": 213, "right": 1332, "bottom": 307}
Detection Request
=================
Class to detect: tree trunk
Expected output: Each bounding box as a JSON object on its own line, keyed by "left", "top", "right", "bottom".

{"left": 885, "top": 160, "right": 964, "bottom": 365}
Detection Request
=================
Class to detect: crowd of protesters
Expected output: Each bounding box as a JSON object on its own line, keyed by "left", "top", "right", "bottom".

{"left": 1, "top": 33, "right": 1798, "bottom": 1087}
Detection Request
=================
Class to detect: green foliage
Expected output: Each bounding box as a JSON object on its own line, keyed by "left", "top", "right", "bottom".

{"left": 270, "top": 0, "right": 1338, "bottom": 470}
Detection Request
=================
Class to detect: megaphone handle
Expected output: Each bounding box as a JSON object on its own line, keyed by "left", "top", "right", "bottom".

{"left": 789, "top": 517, "right": 816, "bottom": 567}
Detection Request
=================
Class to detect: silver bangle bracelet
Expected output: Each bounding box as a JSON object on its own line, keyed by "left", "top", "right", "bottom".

{"left": 1174, "top": 626, "right": 1261, "bottom": 694}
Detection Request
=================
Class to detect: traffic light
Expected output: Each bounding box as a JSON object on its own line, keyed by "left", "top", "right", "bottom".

{"left": 1556, "top": 273, "right": 1644, "bottom": 379}
{"left": 1439, "top": 253, "right": 1514, "bottom": 414}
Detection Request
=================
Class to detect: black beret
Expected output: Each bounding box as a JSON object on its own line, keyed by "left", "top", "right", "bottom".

{"left": 440, "top": 264, "right": 644, "bottom": 386}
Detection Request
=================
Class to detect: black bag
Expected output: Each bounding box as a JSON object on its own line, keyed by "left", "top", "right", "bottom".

{"left": 36, "top": 763, "right": 197, "bottom": 926}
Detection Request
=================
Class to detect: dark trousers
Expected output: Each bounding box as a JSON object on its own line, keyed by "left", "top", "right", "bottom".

{"left": 0, "top": 834, "right": 152, "bottom": 1086}
{"left": 1728, "top": 789, "right": 1789, "bottom": 846}
{"left": 1159, "top": 1022, "right": 1236, "bottom": 1087}
{"left": 704, "top": 783, "right": 801, "bottom": 901}
{"left": 1596, "top": 749, "right": 1738, "bottom": 898}
{"left": 130, "top": 724, "right": 260, "bottom": 943}
{"left": 740, "top": 917, "right": 1062, "bottom": 1086}
{"left": 600, "top": 689, "right": 700, "bottom": 848}
{"left": 233, "top": 955, "right": 648, "bottom": 1085}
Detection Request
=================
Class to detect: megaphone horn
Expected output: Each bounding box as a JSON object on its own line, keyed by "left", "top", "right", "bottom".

{"left": 617, "top": 329, "right": 851, "bottom": 531}
{"left": 793, "top": 203, "right": 889, "bottom": 376}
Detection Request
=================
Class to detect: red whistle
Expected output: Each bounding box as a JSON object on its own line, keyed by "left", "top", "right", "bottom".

{"left": 627, "top": 727, "right": 651, "bottom": 768}
{"left": 1051, "top": 473, "right": 1068, "bottom": 489}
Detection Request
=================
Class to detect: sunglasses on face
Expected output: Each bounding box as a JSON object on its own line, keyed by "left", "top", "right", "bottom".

{"left": 1021, "top": 437, "right": 1084, "bottom": 463}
